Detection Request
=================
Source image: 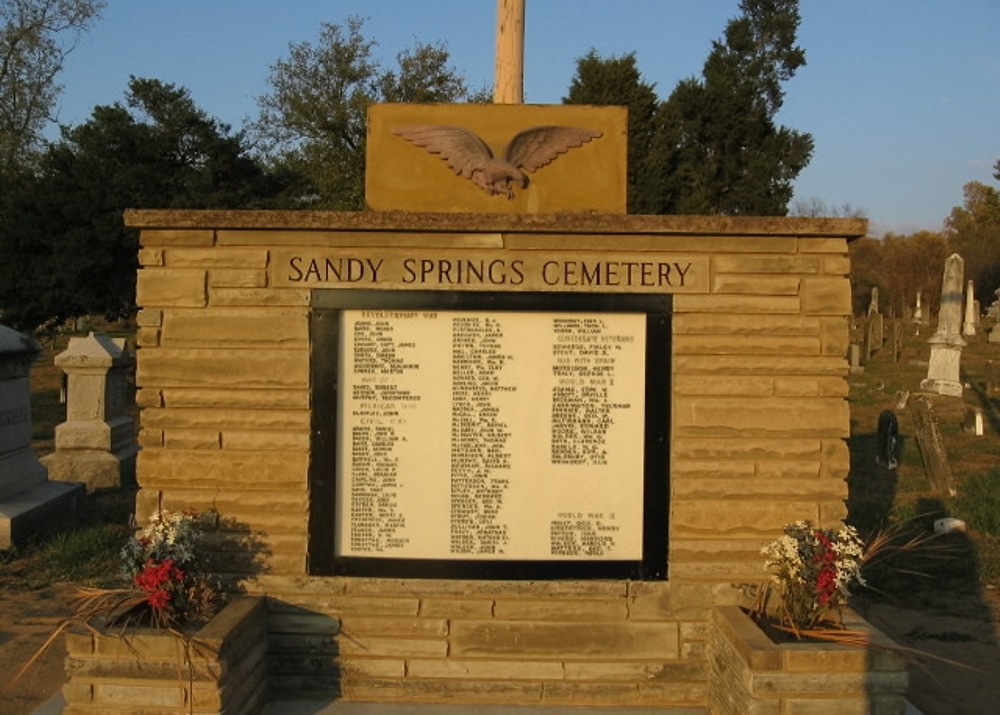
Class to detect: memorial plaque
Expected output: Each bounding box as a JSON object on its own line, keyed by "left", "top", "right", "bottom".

{"left": 309, "top": 290, "right": 671, "bottom": 580}
{"left": 335, "top": 309, "right": 645, "bottom": 561}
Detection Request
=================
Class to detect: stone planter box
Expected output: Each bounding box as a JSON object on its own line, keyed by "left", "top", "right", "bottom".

{"left": 63, "top": 596, "right": 267, "bottom": 715}
{"left": 709, "top": 605, "right": 909, "bottom": 715}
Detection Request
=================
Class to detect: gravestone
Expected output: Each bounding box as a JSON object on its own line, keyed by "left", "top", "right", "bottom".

{"left": 921, "top": 253, "right": 966, "bottom": 397}
{"left": 912, "top": 290, "right": 924, "bottom": 324}
{"left": 848, "top": 343, "right": 864, "bottom": 373}
{"left": 909, "top": 397, "right": 956, "bottom": 496}
{"left": 42, "top": 332, "right": 137, "bottom": 491}
{"left": 0, "top": 325, "right": 82, "bottom": 548}
{"left": 963, "top": 406, "right": 984, "bottom": 436}
{"left": 963, "top": 280, "right": 976, "bottom": 336}
{"left": 875, "top": 410, "right": 899, "bottom": 469}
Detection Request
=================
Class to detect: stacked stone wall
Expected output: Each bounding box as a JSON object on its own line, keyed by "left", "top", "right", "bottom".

{"left": 128, "top": 210, "right": 861, "bottom": 708}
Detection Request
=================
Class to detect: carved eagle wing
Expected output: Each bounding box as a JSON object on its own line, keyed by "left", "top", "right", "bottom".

{"left": 505, "top": 125, "right": 603, "bottom": 172}
{"left": 391, "top": 125, "right": 494, "bottom": 181}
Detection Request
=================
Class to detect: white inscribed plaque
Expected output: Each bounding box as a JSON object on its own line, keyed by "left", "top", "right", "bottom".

{"left": 334, "top": 310, "right": 646, "bottom": 560}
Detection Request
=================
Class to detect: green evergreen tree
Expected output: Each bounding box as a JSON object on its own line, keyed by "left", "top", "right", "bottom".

{"left": 658, "top": 0, "right": 813, "bottom": 215}
{"left": 0, "top": 77, "right": 281, "bottom": 331}
{"left": 563, "top": 50, "right": 660, "bottom": 214}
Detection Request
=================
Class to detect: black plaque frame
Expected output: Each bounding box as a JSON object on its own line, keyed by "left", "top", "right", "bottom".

{"left": 309, "top": 289, "right": 670, "bottom": 580}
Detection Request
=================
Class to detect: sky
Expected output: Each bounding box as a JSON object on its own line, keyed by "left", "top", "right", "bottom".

{"left": 45, "top": 1, "right": 1000, "bottom": 237}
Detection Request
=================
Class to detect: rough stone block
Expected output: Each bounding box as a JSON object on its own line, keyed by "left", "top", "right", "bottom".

{"left": 450, "top": 620, "right": 679, "bottom": 660}
{"left": 166, "top": 247, "right": 267, "bottom": 268}
{"left": 140, "top": 229, "right": 214, "bottom": 247}
{"left": 136, "top": 268, "right": 206, "bottom": 307}
{"left": 802, "top": 277, "right": 852, "bottom": 315}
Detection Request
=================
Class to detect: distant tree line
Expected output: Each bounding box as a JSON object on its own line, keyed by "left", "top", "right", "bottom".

{"left": 0, "top": 0, "right": 994, "bottom": 332}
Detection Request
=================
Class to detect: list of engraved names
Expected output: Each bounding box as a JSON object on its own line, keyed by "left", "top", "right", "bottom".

{"left": 335, "top": 310, "right": 646, "bottom": 561}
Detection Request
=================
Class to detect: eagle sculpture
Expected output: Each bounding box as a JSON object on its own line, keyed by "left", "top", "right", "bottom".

{"left": 391, "top": 124, "right": 602, "bottom": 199}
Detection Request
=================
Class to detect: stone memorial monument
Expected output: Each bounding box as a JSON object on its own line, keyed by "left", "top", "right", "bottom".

{"left": 0, "top": 325, "right": 82, "bottom": 547}
{"left": 42, "top": 332, "right": 137, "bottom": 491}
{"left": 107, "top": 2, "right": 883, "bottom": 709}
{"left": 921, "top": 253, "right": 966, "bottom": 397}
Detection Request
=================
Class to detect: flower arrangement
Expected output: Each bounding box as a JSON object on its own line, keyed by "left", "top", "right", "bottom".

{"left": 754, "top": 520, "right": 866, "bottom": 633}
{"left": 117, "top": 509, "right": 223, "bottom": 628}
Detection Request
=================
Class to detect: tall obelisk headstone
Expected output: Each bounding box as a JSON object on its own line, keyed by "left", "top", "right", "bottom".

{"left": 963, "top": 280, "right": 976, "bottom": 336}
{"left": 921, "top": 254, "right": 966, "bottom": 397}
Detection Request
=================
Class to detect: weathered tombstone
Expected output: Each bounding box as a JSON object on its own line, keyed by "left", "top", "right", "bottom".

{"left": 875, "top": 410, "right": 899, "bottom": 469}
{"left": 0, "top": 325, "right": 82, "bottom": 548}
{"left": 868, "top": 286, "right": 879, "bottom": 316}
{"left": 921, "top": 253, "right": 966, "bottom": 397}
{"left": 909, "top": 397, "right": 956, "bottom": 496}
{"left": 42, "top": 332, "right": 137, "bottom": 491}
{"left": 912, "top": 290, "right": 924, "bottom": 324}
{"left": 963, "top": 406, "right": 984, "bottom": 436}
{"left": 848, "top": 343, "right": 864, "bottom": 373}
{"left": 871, "top": 311, "right": 884, "bottom": 351}
{"left": 890, "top": 322, "right": 902, "bottom": 363}
{"left": 963, "top": 279, "right": 976, "bottom": 336}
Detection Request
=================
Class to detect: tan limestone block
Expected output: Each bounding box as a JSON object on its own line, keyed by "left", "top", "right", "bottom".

{"left": 167, "top": 247, "right": 267, "bottom": 268}
{"left": 407, "top": 659, "right": 565, "bottom": 680}
{"left": 95, "top": 683, "right": 186, "bottom": 708}
{"left": 817, "top": 377, "right": 849, "bottom": 397}
{"left": 337, "top": 615, "right": 448, "bottom": 638}
{"left": 819, "top": 500, "right": 848, "bottom": 526}
{"left": 136, "top": 268, "right": 206, "bottom": 307}
{"left": 137, "top": 348, "right": 308, "bottom": 388}
{"left": 419, "top": 598, "right": 495, "bottom": 619}
{"left": 209, "top": 288, "right": 311, "bottom": 307}
{"left": 137, "top": 428, "right": 163, "bottom": 448}
{"left": 161, "top": 308, "right": 308, "bottom": 349}
{"left": 450, "top": 621, "right": 678, "bottom": 660}
{"left": 342, "top": 578, "right": 626, "bottom": 599}
{"left": 134, "top": 486, "right": 307, "bottom": 521}
{"left": 142, "top": 407, "right": 309, "bottom": 431}
{"left": 338, "top": 678, "right": 542, "bottom": 704}
{"left": 504, "top": 233, "right": 799, "bottom": 254}
{"left": 823, "top": 254, "right": 851, "bottom": 275}
{"left": 819, "top": 315, "right": 850, "bottom": 356}
{"left": 673, "top": 335, "right": 818, "bottom": 356}
{"left": 366, "top": 103, "right": 627, "bottom": 214}
{"left": 713, "top": 255, "right": 820, "bottom": 275}
{"left": 209, "top": 268, "right": 267, "bottom": 288}
{"left": 336, "top": 635, "right": 447, "bottom": 658}
{"left": 671, "top": 458, "right": 756, "bottom": 480}
{"left": 136, "top": 327, "right": 160, "bottom": 347}
{"left": 135, "top": 388, "right": 162, "bottom": 408}
{"left": 139, "top": 229, "right": 214, "bottom": 247}
{"left": 673, "top": 437, "right": 821, "bottom": 461}
{"left": 491, "top": 598, "right": 627, "bottom": 621}
{"left": 774, "top": 378, "right": 822, "bottom": 397}
{"left": 669, "top": 560, "right": 772, "bottom": 581}
{"left": 755, "top": 459, "right": 821, "bottom": 479}
{"left": 540, "top": 681, "right": 641, "bottom": 705}
{"left": 674, "top": 397, "right": 850, "bottom": 437}
{"left": 670, "top": 499, "right": 820, "bottom": 538}
{"left": 223, "top": 430, "right": 310, "bottom": 451}
{"left": 798, "top": 236, "right": 849, "bottom": 253}
{"left": 802, "top": 276, "right": 852, "bottom": 315}
{"left": 163, "top": 388, "right": 308, "bottom": 409}
{"left": 219, "top": 229, "right": 506, "bottom": 248}
{"left": 673, "top": 478, "right": 845, "bottom": 500}
{"left": 673, "top": 314, "right": 820, "bottom": 336}
{"left": 163, "top": 428, "right": 220, "bottom": 449}
{"left": 673, "top": 355, "right": 847, "bottom": 376}
{"left": 673, "top": 294, "right": 801, "bottom": 314}
{"left": 673, "top": 376, "right": 774, "bottom": 397}
{"left": 338, "top": 659, "right": 406, "bottom": 679}
{"left": 564, "top": 661, "right": 703, "bottom": 682}
{"left": 137, "top": 247, "right": 164, "bottom": 267}
{"left": 821, "top": 439, "right": 850, "bottom": 482}
{"left": 711, "top": 275, "right": 801, "bottom": 295}
{"left": 626, "top": 580, "right": 740, "bottom": 621}
{"left": 135, "top": 309, "right": 162, "bottom": 327}
{"left": 138, "top": 448, "right": 307, "bottom": 487}
{"left": 636, "top": 681, "right": 708, "bottom": 705}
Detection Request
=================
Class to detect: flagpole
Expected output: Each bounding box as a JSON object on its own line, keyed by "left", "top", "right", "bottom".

{"left": 494, "top": 0, "right": 525, "bottom": 103}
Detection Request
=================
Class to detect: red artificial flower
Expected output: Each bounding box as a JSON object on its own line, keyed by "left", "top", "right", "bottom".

{"left": 133, "top": 558, "right": 185, "bottom": 611}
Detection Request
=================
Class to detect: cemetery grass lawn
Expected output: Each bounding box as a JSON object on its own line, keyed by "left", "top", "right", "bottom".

{"left": 2, "top": 323, "right": 1000, "bottom": 712}
{"left": 848, "top": 318, "right": 1000, "bottom": 713}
